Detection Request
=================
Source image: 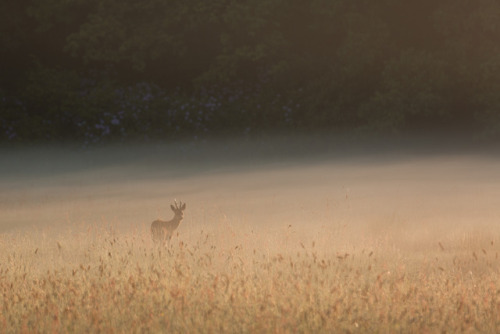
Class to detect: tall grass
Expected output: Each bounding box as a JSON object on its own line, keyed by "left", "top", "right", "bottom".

{"left": 1, "top": 223, "right": 499, "bottom": 333}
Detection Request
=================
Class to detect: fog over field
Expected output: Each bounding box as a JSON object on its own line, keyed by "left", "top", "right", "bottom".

{"left": 4, "top": 135, "right": 500, "bottom": 332}
{"left": 1, "top": 135, "right": 500, "bottom": 246}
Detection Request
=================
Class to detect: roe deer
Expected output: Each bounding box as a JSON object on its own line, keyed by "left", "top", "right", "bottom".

{"left": 151, "top": 201, "right": 186, "bottom": 246}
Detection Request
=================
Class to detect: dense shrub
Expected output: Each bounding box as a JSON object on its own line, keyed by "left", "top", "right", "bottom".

{"left": 359, "top": 50, "right": 451, "bottom": 131}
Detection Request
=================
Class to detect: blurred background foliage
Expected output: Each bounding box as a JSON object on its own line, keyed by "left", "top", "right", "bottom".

{"left": 2, "top": 0, "right": 500, "bottom": 143}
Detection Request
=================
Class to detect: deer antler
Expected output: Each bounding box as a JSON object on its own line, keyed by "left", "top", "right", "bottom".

{"left": 172, "top": 200, "right": 185, "bottom": 211}
{"left": 174, "top": 200, "right": 184, "bottom": 210}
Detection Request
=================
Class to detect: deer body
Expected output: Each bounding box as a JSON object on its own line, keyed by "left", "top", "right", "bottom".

{"left": 151, "top": 201, "right": 186, "bottom": 246}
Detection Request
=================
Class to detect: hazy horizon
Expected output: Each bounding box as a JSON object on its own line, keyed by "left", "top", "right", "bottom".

{"left": 2, "top": 134, "right": 499, "bottom": 248}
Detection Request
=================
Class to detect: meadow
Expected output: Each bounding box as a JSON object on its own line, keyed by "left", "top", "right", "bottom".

{"left": 1, "top": 137, "right": 500, "bottom": 333}
{"left": 1, "top": 223, "right": 499, "bottom": 333}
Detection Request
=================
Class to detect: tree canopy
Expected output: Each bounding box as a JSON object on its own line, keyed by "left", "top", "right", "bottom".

{"left": 2, "top": 0, "right": 500, "bottom": 143}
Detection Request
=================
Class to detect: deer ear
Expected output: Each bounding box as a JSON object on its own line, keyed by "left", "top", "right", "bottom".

{"left": 181, "top": 203, "right": 186, "bottom": 210}
{"left": 170, "top": 205, "right": 175, "bottom": 211}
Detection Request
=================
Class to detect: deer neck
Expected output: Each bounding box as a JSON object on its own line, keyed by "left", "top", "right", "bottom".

{"left": 169, "top": 214, "right": 183, "bottom": 227}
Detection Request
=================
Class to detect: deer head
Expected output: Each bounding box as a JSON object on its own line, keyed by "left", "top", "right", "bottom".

{"left": 170, "top": 200, "right": 186, "bottom": 219}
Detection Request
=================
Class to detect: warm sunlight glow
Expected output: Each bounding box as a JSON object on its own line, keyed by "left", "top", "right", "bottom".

{"left": 1, "top": 136, "right": 499, "bottom": 332}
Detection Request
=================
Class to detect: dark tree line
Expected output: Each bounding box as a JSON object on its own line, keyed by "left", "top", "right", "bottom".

{"left": 2, "top": 0, "right": 500, "bottom": 143}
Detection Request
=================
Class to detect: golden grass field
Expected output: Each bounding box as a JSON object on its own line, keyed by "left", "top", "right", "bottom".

{"left": 1, "top": 138, "right": 500, "bottom": 333}
{"left": 1, "top": 223, "right": 500, "bottom": 333}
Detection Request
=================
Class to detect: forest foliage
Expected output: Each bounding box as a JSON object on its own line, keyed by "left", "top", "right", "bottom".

{"left": 2, "top": 0, "right": 500, "bottom": 143}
